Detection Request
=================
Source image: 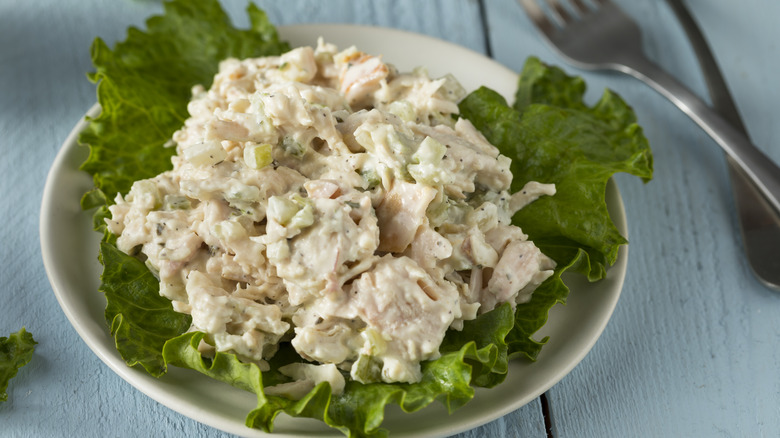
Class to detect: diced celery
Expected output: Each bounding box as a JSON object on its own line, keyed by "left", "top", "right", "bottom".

{"left": 387, "top": 100, "right": 415, "bottom": 122}
{"left": 426, "top": 196, "right": 450, "bottom": 228}
{"left": 248, "top": 95, "right": 278, "bottom": 139}
{"left": 289, "top": 202, "right": 314, "bottom": 229}
{"left": 267, "top": 194, "right": 315, "bottom": 230}
{"left": 130, "top": 180, "right": 161, "bottom": 209}
{"left": 281, "top": 136, "right": 305, "bottom": 158}
{"left": 431, "top": 198, "right": 470, "bottom": 228}
{"left": 408, "top": 163, "right": 448, "bottom": 185}
{"left": 361, "top": 327, "right": 387, "bottom": 356}
{"left": 412, "top": 136, "right": 446, "bottom": 164}
{"left": 437, "top": 73, "right": 467, "bottom": 102}
{"left": 267, "top": 196, "right": 299, "bottom": 225}
{"left": 360, "top": 168, "right": 381, "bottom": 189}
{"left": 182, "top": 140, "right": 227, "bottom": 167}
{"left": 386, "top": 129, "right": 411, "bottom": 156}
{"left": 408, "top": 136, "right": 449, "bottom": 185}
{"left": 243, "top": 143, "right": 273, "bottom": 169}
{"left": 249, "top": 94, "right": 268, "bottom": 116}
{"left": 289, "top": 195, "right": 314, "bottom": 229}
{"left": 163, "top": 194, "right": 191, "bottom": 210}
{"left": 466, "top": 202, "right": 499, "bottom": 230}
{"left": 225, "top": 183, "right": 261, "bottom": 204}
{"left": 266, "top": 240, "right": 290, "bottom": 260}
{"left": 350, "top": 354, "right": 383, "bottom": 384}
{"left": 212, "top": 220, "right": 247, "bottom": 241}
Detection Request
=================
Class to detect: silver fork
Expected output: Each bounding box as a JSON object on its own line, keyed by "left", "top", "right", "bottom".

{"left": 518, "top": 0, "right": 780, "bottom": 232}
{"left": 664, "top": 0, "right": 780, "bottom": 290}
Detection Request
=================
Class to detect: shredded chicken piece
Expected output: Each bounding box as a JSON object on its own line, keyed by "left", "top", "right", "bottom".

{"left": 376, "top": 180, "right": 437, "bottom": 252}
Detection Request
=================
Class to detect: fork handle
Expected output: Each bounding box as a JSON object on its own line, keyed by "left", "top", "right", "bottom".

{"left": 619, "top": 55, "right": 780, "bottom": 215}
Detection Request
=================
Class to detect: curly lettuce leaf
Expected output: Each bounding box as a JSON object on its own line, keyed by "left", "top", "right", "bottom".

{"left": 0, "top": 328, "right": 37, "bottom": 403}
{"left": 459, "top": 57, "right": 653, "bottom": 280}
{"left": 99, "top": 242, "right": 192, "bottom": 377}
{"left": 459, "top": 57, "right": 653, "bottom": 359}
{"left": 78, "top": 0, "right": 289, "bottom": 208}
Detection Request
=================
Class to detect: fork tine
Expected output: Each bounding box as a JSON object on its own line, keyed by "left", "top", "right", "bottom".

{"left": 569, "top": 0, "right": 591, "bottom": 15}
{"left": 545, "top": 0, "right": 573, "bottom": 25}
{"left": 518, "top": 0, "right": 557, "bottom": 37}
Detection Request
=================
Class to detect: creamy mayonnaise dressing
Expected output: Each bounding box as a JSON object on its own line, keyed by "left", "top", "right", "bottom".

{"left": 106, "top": 40, "right": 556, "bottom": 391}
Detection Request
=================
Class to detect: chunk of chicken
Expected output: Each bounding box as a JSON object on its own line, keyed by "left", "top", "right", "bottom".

{"left": 482, "top": 240, "right": 555, "bottom": 312}
{"left": 375, "top": 180, "right": 437, "bottom": 252}
{"left": 186, "top": 271, "right": 290, "bottom": 363}
{"left": 338, "top": 52, "right": 389, "bottom": 106}
{"left": 344, "top": 255, "right": 461, "bottom": 383}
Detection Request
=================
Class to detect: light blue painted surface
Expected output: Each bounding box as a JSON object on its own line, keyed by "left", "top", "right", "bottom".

{"left": 1, "top": 0, "right": 778, "bottom": 437}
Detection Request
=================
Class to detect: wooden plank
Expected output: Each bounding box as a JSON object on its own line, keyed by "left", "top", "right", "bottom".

{"left": 457, "top": 398, "right": 549, "bottom": 438}
{"left": 483, "top": 0, "right": 780, "bottom": 436}
{"left": 226, "top": 0, "right": 487, "bottom": 53}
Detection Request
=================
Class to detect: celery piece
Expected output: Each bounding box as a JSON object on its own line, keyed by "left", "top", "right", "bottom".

{"left": 244, "top": 143, "right": 273, "bottom": 169}
{"left": 212, "top": 220, "right": 248, "bottom": 241}
{"left": 163, "top": 195, "right": 191, "bottom": 210}
{"left": 130, "top": 180, "right": 162, "bottom": 209}
{"left": 288, "top": 196, "right": 314, "bottom": 229}
{"left": 267, "top": 196, "right": 299, "bottom": 225}
{"left": 412, "top": 136, "right": 446, "bottom": 164}
{"left": 350, "top": 354, "right": 383, "bottom": 384}
{"left": 183, "top": 141, "right": 227, "bottom": 167}
{"left": 387, "top": 100, "right": 415, "bottom": 122}
{"left": 280, "top": 136, "right": 305, "bottom": 158}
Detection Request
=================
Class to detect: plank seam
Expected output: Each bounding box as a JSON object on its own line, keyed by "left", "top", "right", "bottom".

{"left": 540, "top": 392, "right": 555, "bottom": 438}
{"left": 477, "top": 0, "right": 494, "bottom": 58}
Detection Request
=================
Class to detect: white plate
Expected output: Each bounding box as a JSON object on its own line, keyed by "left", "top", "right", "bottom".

{"left": 40, "top": 25, "right": 627, "bottom": 437}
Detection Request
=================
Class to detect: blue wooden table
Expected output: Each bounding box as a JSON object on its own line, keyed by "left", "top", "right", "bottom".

{"left": 2, "top": 0, "right": 779, "bottom": 436}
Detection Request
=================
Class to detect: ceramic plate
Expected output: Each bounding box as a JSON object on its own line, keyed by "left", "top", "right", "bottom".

{"left": 40, "top": 24, "right": 627, "bottom": 437}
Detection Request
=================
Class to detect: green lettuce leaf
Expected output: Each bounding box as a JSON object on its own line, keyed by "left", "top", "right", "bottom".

{"left": 460, "top": 57, "right": 653, "bottom": 281}
{"left": 459, "top": 57, "right": 653, "bottom": 359}
{"left": 0, "top": 328, "right": 37, "bottom": 403}
{"left": 99, "top": 242, "right": 191, "bottom": 377}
